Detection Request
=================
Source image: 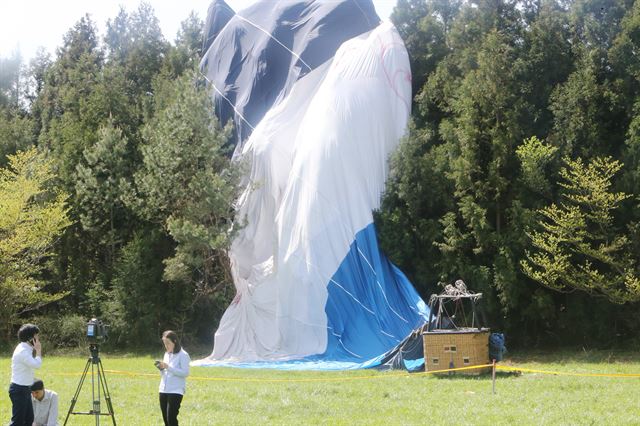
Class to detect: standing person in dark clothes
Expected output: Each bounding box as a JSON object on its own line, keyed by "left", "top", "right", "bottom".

{"left": 156, "top": 330, "right": 190, "bottom": 426}
{"left": 9, "top": 324, "right": 42, "bottom": 426}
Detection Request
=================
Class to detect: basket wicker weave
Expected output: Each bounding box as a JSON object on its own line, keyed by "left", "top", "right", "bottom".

{"left": 422, "top": 328, "right": 490, "bottom": 375}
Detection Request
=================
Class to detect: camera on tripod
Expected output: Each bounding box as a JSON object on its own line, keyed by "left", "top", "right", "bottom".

{"left": 64, "top": 318, "right": 116, "bottom": 425}
{"left": 86, "top": 318, "right": 109, "bottom": 344}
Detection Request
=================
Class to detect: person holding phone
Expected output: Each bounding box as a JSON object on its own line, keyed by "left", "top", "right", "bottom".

{"left": 9, "top": 323, "right": 42, "bottom": 426}
{"left": 157, "top": 330, "right": 190, "bottom": 426}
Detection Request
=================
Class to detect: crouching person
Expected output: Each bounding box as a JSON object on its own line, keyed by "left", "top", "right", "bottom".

{"left": 31, "top": 379, "right": 59, "bottom": 426}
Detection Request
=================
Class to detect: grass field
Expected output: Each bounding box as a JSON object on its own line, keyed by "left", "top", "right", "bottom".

{"left": 1, "top": 350, "right": 639, "bottom": 425}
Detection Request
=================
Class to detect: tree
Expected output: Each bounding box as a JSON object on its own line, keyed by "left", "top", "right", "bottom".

{"left": 104, "top": 3, "right": 168, "bottom": 102}
{"left": 37, "top": 15, "right": 104, "bottom": 190}
{"left": 548, "top": 57, "right": 610, "bottom": 158}
{"left": 516, "top": 136, "right": 559, "bottom": 198}
{"left": 0, "top": 108, "right": 34, "bottom": 167}
{"left": 104, "top": 7, "right": 132, "bottom": 64}
{"left": 32, "top": 16, "right": 112, "bottom": 307}
{"left": 376, "top": 121, "right": 455, "bottom": 296}
{"left": 611, "top": 0, "right": 640, "bottom": 207}
{"left": 522, "top": 156, "right": 640, "bottom": 303}
{"left": 519, "top": 2, "right": 575, "bottom": 138}
{"left": 431, "top": 30, "right": 528, "bottom": 320}
{"left": 391, "top": 0, "right": 454, "bottom": 95}
{"left": 25, "top": 48, "right": 52, "bottom": 106}
{"left": 104, "top": 230, "right": 178, "bottom": 346}
{"left": 0, "top": 51, "right": 36, "bottom": 166}
{"left": 0, "top": 51, "right": 24, "bottom": 108}
{"left": 133, "top": 69, "right": 240, "bottom": 295}
{"left": 75, "top": 122, "right": 133, "bottom": 265}
{"left": 570, "top": 0, "right": 634, "bottom": 62}
{"left": 160, "top": 12, "right": 205, "bottom": 80}
{"left": 0, "top": 148, "right": 71, "bottom": 337}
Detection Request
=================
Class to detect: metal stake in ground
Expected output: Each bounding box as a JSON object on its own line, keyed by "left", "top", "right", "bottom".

{"left": 492, "top": 359, "right": 497, "bottom": 395}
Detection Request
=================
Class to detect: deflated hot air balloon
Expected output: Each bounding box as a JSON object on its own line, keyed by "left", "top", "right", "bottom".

{"left": 194, "top": 0, "right": 428, "bottom": 370}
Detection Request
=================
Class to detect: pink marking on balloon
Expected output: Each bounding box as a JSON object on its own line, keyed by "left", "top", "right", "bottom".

{"left": 375, "top": 34, "right": 411, "bottom": 113}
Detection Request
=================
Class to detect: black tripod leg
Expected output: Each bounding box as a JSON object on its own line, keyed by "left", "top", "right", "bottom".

{"left": 64, "top": 357, "right": 92, "bottom": 425}
{"left": 97, "top": 358, "right": 117, "bottom": 425}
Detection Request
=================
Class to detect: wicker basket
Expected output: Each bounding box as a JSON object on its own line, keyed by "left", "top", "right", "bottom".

{"left": 422, "top": 328, "right": 490, "bottom": 375}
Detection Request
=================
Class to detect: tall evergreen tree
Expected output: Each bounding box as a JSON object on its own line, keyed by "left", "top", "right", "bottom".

{"left": 0, "top": 51, "right": 24, "bottom": 108}
{"left": 38, "top": 15, "right": 104, "bottom": 190}
{"left": 133, "top": 68, "right": 240, "bottom": 299}
{"left": 75, "top": 122, "right": 134, "bottom": 265}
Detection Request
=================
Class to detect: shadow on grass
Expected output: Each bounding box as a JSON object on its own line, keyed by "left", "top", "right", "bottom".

{"left": 420, "top": 370, "right": 521, "bottom": 381}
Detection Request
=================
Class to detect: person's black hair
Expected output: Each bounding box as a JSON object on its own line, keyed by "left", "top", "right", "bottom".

{"left": 162, "top": 330, "right": 181, "bottom": 354}
{"left": 17, "top": 324, "right": 40, "bottom": 342}
{"left": 31, "top": 379, "right": 44, "bottom": 391}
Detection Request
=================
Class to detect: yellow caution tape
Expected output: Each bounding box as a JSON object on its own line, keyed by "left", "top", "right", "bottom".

{"left": 49, "top": 364, "right": 492, "bottom": 383}
{"left": 49, "top": 363, "right": 640, "bottom": 383}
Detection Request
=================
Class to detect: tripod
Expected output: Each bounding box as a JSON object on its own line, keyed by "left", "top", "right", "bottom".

{"left": 64, "top": 343, "right": 116, "bottom": 425}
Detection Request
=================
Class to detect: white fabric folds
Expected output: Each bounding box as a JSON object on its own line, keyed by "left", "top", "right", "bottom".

{"left": 196, "top": 21, "right": 415, "bottom": 363}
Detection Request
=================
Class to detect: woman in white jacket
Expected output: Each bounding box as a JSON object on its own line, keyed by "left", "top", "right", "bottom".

{"left": 157, "top": 330, "right": 190, "bottom": 426}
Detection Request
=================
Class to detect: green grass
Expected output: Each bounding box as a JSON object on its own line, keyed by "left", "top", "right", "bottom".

{"left": 1, "top": 350, "right": 639, "bottom": 425}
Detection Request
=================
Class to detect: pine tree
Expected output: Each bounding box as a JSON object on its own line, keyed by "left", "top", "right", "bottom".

{"left": 75, "top": 122, "right": 133, "bottom": 265}
{"left": 133, "top": 69, "right": 240, "bottom": 294}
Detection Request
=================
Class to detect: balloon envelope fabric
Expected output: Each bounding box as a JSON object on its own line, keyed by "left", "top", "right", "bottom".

{"left": 194, "top": 0, "right": 428, "bottom": 369}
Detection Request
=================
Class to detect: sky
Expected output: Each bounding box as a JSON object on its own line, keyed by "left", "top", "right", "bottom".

{"left": 0, "top": 0, "right": 398, "bottom": 61}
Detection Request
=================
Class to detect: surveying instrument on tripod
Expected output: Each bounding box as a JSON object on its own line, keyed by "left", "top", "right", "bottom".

{"left": 64, "top": 318, "right": 116, "bottom": 425}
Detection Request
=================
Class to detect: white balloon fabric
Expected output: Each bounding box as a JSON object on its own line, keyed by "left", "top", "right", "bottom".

{"left": 195, "top": 1, "right": 428, "bottom": 369}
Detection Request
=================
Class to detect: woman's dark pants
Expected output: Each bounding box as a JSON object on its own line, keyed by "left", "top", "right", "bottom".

{"left": 159, "top": 392, "right": 183, "bottom": 426}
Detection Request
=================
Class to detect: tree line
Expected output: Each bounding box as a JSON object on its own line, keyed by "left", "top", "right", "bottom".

{"left": 378, "top": 0, "right": 640, "bottom": 347}
{"left": 0, "top": 3, "right": 239, "bottom": 348}
{"left": 1, "top": 0, "right": 639, "bottom": 350}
